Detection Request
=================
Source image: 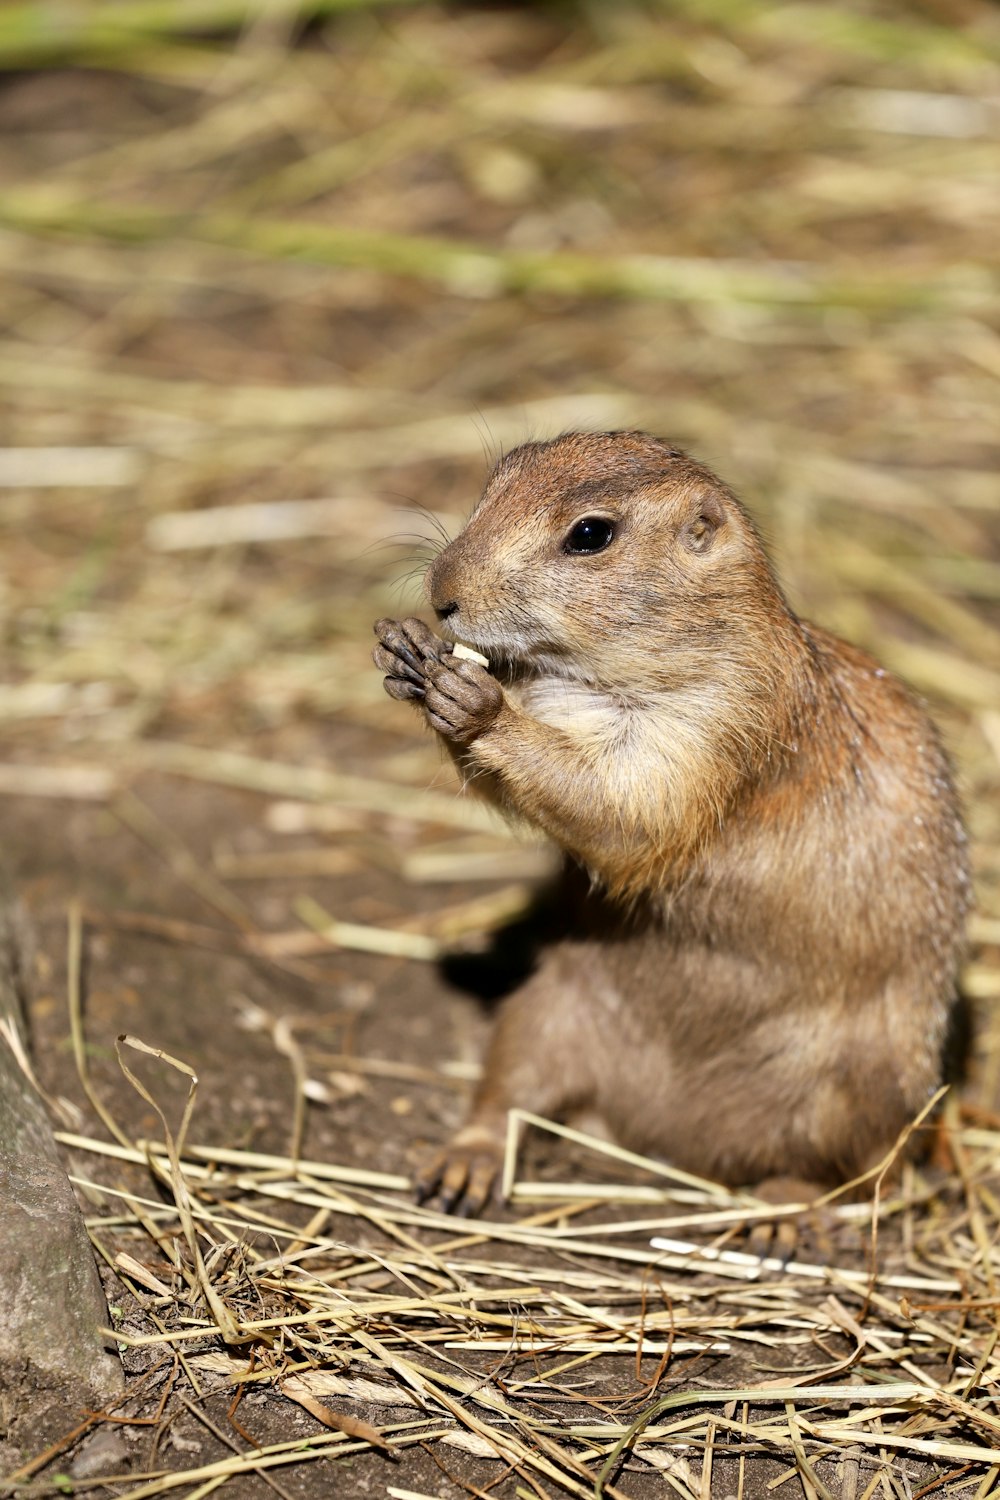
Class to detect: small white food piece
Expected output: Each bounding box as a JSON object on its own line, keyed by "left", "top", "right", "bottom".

{"left": 452, "top": 642, "right": 490, "bottom": 668}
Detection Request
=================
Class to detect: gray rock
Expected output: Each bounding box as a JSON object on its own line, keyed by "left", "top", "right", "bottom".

{"left": 0, "top": 899, "right": 121, "bottom": 1461}
{"left": 68, "top": 1426, "right": 129, "bottom": 1478}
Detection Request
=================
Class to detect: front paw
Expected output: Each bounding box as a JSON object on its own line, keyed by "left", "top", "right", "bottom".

{"left": 373, "top": 616, "right": 450, "bottom": 701}
{"left": 424, "top": 656, "right": 503, "bottom": 744}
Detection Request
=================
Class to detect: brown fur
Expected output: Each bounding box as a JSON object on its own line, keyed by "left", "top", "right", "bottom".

{"left": 373, "top": 430, "right": 970, "bottom": 1205}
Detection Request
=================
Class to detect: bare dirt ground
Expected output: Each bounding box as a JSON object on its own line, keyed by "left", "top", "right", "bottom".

{"left": 1, "top": 3, "right": 999, "bottom": 1496}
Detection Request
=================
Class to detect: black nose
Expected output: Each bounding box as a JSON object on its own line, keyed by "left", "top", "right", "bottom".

{"left": 435, "top": 600, "right": 459, "bottom": 621}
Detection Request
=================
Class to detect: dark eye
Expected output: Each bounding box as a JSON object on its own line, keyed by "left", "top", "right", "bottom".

{"left": 563, "top": 517, "right": 616, "bottom": 555}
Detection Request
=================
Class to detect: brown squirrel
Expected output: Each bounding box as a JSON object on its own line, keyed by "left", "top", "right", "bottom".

{"left": 373, "top": 430, "right": 970, "bottom": 1215}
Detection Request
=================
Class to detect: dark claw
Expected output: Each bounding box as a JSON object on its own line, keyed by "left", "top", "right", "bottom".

{"left": 383, "top": 677, "right": 425, "bottom": 702}
{"left": 391, "top": 658, "right": 428, "bottom": 688}
{"left": 373, "top": 643, "right": 426, "bottom": 688}
{"left": 373, "top": 619, "right": 425, "bottom": 673}
{"left": 390, "top": 641, "right": 426, "bottom": 675}
{"left": 401, "top": 618, "right": 450, "bottom": 662}
{"left": 413, "top": 1155, "right": 445, "bottom": 1203}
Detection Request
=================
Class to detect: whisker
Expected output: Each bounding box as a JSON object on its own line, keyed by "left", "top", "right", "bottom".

{"left": 389, "top": 577, "right": 428, "bottom": 607}
{"left": 471, "top": 406, "right": 501, "bottom": 470}
{"left": 359, "top": 537, "right": 438, "bottom": 566}
{"left": 392, "top": 562, "right": 431, "bottom": 584}
{"left": 385, "top": 496, "right": 454, "bottom": 554}
{"left": 411, "top": 503, "right": 454, "bottom": 550}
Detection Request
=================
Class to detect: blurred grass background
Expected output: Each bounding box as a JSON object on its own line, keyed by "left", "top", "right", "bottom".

{"left": 0, "top": 0, "right": 997, "bottom": 1069}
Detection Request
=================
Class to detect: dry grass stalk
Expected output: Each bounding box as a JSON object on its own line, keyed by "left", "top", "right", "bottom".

{"left": 53, "top": 1084, "right": 1000, "bottom": 1488}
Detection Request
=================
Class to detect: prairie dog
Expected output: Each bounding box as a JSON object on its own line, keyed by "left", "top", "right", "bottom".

{"left": 373, "top": 430, "right": 970, "bottom": 1213}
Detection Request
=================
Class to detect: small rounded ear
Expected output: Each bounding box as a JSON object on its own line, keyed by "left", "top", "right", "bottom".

{"left": 680, "top": 490, "right": 726, "bottom": 553}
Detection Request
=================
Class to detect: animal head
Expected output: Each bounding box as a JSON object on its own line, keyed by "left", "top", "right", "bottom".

{"left": 426, "top": 430, "right": 786, "bottom": 688}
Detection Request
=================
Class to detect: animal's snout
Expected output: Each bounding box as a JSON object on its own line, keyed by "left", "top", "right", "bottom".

{"left": 427, "top": 549, "right": 463, "bottom": 623}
